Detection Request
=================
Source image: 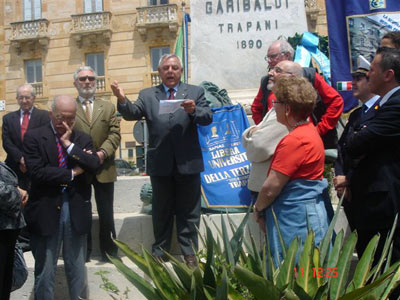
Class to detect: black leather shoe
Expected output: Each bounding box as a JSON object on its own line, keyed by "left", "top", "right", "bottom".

{"left": 184, "top": 255, "right": 198, "bottom": 268}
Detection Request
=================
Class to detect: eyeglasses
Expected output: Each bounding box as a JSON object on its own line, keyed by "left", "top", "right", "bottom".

{"left": 272, "top": 66, "right": 293, "bottom": 75}
{"left": 264, "top": 52, "right": 283, "bottom": 62}
{"left": 78, "top": 76, "right": 96, "bottom": 82}
{"left": 272, "top": 100, "right": 285, "bottom": 105}
{"left": 17, "top": 95, "right": 33, "bottom": 100}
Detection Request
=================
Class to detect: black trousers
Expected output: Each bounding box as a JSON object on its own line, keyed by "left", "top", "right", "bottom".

{"left": 87, "top": 178, "right": 117, "bottom": 259}
{"left": 356, "top": 228, "right": 400, "bottom": 300}
{"left": 150, "top": 172, "right": 201, "bottom": 257}
{"left": 0, "top": 229, "right": 20, "bottom": 300}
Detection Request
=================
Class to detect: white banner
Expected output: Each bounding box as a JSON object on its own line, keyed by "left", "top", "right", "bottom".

{"left": 190, "top": 0, "right": 308, "bottom": 90}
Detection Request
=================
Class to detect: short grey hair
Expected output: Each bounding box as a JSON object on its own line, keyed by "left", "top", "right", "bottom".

{"left": 158, "top": 54, "right": 183, "bottom": 69}
{"left": 16, "top": 84, "right": 35, "bottom": 98}
{"left": 73, "top": 66, "right": 97, "bottom": 81}
{"left": 289, "top": 62, "right": 304, "bottom": 77}
{"left": 51, "top": 95, "right": 77, "bottom": 112}
{"left": 275, "top": 40, "right": 295, "bottom": 60}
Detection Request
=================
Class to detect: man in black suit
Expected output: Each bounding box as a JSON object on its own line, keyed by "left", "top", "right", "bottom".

{"left": 2, "top": 84, "right": 49, "bottom": 190}
{"left": 334, "top": 56, "right": 380, "bottom": 230}
{"left": 345, "top": 48, "right": 400, "bottom": 295}
{"left": 111, "top": 54, "right": 212, "bottom": 267}
{"left": 23, "top": 95, "right": 100, "bottom": 300}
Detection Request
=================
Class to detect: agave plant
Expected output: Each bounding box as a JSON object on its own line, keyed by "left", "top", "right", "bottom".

{"left": 109, "top": 196, "right": 400, "bottom": 300}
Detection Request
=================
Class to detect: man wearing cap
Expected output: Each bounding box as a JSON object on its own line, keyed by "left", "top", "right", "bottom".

{"left": 333, "top": 56, "right": 380, "bottom": 230}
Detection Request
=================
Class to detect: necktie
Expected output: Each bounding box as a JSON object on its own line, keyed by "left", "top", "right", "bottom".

{"left": 21, "top": 111, "right": 30, "bottom": 140}
{"left": 84, "top": 100, "right": 92, "bottom": 123}
{"left": 56, "top": 138, "right": 67, "bottom": 169}
{"left": 168, "top": 88, "right": 175, "bottom": 100}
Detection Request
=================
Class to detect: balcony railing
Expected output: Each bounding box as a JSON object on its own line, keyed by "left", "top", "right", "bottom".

{"left": 150, "top": 72, "right": 161, "bottom": 86}
{"left": 136, "top": 4, "right": 178, "bottom": 40}
{"left": 70, "top": 12, "right": 112, "bottom": 47}
{"left": 71, "top": 11, "right": 111, "bottom": 33}
{"left": 31, "top": 82, "right": 43, "bottom": 97}
{"left": 10, "top": 19, "right": 49, "bottom": 41}
{"left": 96, "top": 76, "right": 106, "bottom": 92}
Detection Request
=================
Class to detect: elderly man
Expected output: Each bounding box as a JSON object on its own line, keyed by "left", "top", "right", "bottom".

{"left": 23, "top": 95, "right": 100, "bottom": 300}
{"left": 72, "top": 66, "right": 121, "bottom": 262}
{"left": 2, "top": 84, "right": 49, "bottom": 190}
{"left": 333, "top": 57, "right": 380, "bottom": 230}
{"left": 345, "top": 48, "right": 400, "bottom": 300}
{"left": 111, "top": 54, "right": 212, "bottom": 267}
{"left": 251, "top": 40, "right": 343, "bottom": 149}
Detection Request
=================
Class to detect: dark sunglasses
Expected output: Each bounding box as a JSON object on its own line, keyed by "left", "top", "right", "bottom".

{"left": 78, "top": 76, "right": 96, "bottom": 82}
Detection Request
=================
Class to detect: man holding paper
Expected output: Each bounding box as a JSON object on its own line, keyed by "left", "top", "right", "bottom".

{"left": 111, "top": 54, "right": 212, "bottom": 267}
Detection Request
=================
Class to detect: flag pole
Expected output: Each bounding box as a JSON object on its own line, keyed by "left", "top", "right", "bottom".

{"left": 181, "top": 1, "right": 188, "bottom": 83}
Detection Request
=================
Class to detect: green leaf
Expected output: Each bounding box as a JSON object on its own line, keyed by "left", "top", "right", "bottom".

{"left": 293, "top": 281, "right": 312, "bottom": 300}
{"left": 113, "top": 240, "right": 151, "bottom": 277}
{"left": 215, "top": 267, "right": 228, "bottom": 300}
{"left": 228, "top": 210, "right": 249, "bottom": 263}
{"left": 371, "top": 214, "right": 398, "bottom": 282}
{"left": 271, "top": 207, "right": 287, "bottom": 259}
{"left": 142, "top": 247, "right": 180, "bottom": 300}
{"left": 329, "top": 231, "right": 357, "bottom": 300}
{"left": 325, "top": 229, "right": 344, "bottom": 284}
{"left": 265, "top": 224, "right": 276, "bottom": 281}
{"left": 337, "top": 271, "right": 394, "bottom": 300}
{"left": 234, "top": 266, "right": 281, "bottom": 300}
{"left": 363, "top": 261, "right": 400, "bottom": 299}
{"left": 190, "top": 275, "right": 196, "bottom": 300}
{"left": 204, "top": 225, "right": 216, "bottom": 289}
{"left": 276, "top": 237, "right": 299, "bottom": 290}
{"left": 313, "top": 247, "right": 323, "bottom": 287}
{"left": 320, "top": 194, "right": 344, "bottom": 267}
{"left": 346, "top": 234, "right": 379, "bottom": 293}
{"left": 281, "top": 287, "right": 301, "bottom": 300}
{"left": 221, "top": 214, "right": 235, "bottom": 266}
{"left": 108, "top": 255, "right": 163, "bottom": 300}
{"left": 297, "top": 232, "right": 318, "bottom": 298}
{"left": 312, "top": 282, "right": 329, "bottom": 300}
{"left": 245, "top": 228, "right": 265, "bottom": 277}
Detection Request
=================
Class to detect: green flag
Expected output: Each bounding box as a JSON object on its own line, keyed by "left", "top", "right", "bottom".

{"left": 174, "top": 26, "right": 185, "bottom": 82}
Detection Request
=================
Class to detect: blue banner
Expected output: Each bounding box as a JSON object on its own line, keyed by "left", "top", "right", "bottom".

{"left": 197, "top": 105, "right": 252, "bottom": 208}
{"left": 326, "top": 0, "right": 400, "bottom": 112}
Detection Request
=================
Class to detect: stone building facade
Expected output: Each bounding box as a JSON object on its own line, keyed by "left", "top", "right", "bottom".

{"left": 0, "top": 0, "right": 328, "bottom": 163}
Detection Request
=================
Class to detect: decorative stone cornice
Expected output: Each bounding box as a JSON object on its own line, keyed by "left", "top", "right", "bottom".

{"left": 10, "top": 19, "right": 49, "bottom": 55}
{"left": 136, "top": 4, "right": 179, "bottom": 41}
{"left": 70, "top": 12, "right": 112, "bottom": 48}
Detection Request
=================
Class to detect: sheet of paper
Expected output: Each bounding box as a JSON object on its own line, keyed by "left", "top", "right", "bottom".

{"left": 159, "top": 99, "right": 185, "bottom": 114}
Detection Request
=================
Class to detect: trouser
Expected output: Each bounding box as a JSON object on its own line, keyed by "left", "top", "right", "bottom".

{"left": 87, "top": 179, "right": 117, "bottom": 260}
{"left": 150, "top": 172, "right": 201, "bottom": 257}
{"left": 0, "top": 229, "right": 20, "bottom": 300}
{"left": 30, "top": 196, "right": 88, "bottom": 300}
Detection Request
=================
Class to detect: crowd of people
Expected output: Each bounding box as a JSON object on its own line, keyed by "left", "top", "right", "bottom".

{"left": 1, "top": 30, "right": 400, "bottom": 299}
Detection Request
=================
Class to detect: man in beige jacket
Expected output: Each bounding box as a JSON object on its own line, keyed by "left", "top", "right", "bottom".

{"left": 73, "top": 66, "right": 121, "bottom": 262}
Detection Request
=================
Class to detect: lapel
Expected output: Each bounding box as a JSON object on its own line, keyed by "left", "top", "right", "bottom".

{"left": 41, "top": 124, "right": 59, "bottom": 166}
{"left": 175, "top": 82, "right": 188, "bottom": 99}
{"left": 75, "top": 98, "right": 90, "bottom": 127}
{"left": 91, "top": 98, "right": 103, "bottom": 125}
{"left": 11, "top": 110, "right": 22, "bottom": 140}
{"left": 155, "top": 84, "right": 167, "bottom": 101}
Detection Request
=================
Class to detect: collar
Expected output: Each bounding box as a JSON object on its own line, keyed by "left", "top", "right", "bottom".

{"left": 379, "top": 86, "right": 400, "bottom": 106}
{"left": 20, "top": 107, "right": 34, "bottom": 117}
{"left": 363, "top": 95, "right": 380, "bottom": 111}
{"left": 162, "top": 83, "right": 180, "bottom": 94}
{"left": 78, "top": 96, "right": 94, "bottom": 104}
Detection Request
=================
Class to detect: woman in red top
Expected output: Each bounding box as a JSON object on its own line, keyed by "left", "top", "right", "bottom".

{"left": 254, "top": 76, "right": 330, "bottom": 265}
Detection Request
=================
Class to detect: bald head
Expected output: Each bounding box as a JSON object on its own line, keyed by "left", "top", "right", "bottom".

{"left": 50, "top": 95, "right": 77, "bottom": 136}
{"left": 267, "top": 60, "right": 303, "bottom": 89}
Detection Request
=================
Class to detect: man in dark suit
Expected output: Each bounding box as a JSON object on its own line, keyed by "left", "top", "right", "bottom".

{"left": 73, "top": 66, "right": 121, "bottom": 262}
{"left": 345, "top": 49, "right": 400, "bottom": 299}
{"left": 334, "top": 56, "right": 380, "bottom": 230}
{"left": 111, "top": 54, "right": 212, "bottom": 267}
{"left": 2, "top": 84, "right": 49, "bottom": 190}
{"left": 23, "top": 95, "right": 100, "bottom": 300}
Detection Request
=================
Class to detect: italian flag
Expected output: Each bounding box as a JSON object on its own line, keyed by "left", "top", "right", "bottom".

{"left": 337, "top": 81, "right": 352, "bottom": 91}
